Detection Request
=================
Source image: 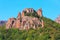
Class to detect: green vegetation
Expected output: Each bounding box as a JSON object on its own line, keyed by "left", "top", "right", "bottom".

{"left": 0, "top": 17, "right": 60, "bottom": 40}
{"left": 24, "top": 12, "right": 39, "bottom": 18}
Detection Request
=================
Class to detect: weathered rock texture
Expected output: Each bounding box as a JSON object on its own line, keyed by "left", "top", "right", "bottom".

{"left": 6, "top": 8, "right": 44, "bottom": 30}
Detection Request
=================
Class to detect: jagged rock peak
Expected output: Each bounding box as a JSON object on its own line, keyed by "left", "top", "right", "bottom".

{"left": 37, "top": 8, "right": 42, "bottom": 17}
{"left": 17, "top": 12, "right": 21, "bottom": 17}
{"left": 17, "top": 12, "right": 21, "bottom": 20}
{"left": 38, "top": 8, "right": 42, "bottom": 11}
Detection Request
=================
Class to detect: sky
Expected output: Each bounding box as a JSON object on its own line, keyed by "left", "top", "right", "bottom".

{"left": 0, "top": 0, "right": 60, "bottom": 20}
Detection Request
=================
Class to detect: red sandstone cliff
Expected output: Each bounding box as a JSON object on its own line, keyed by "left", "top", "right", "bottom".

{"left": 6, "top": 8, "right": 44, "bottom": 30}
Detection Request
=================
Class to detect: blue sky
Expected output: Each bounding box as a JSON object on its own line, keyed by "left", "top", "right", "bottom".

{"left": 0, "top": 0, "right": 60, "bottom": 20}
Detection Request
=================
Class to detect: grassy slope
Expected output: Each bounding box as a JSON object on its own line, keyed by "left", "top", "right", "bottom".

{"left": 43, "top": 17, "right": 60, "bottom": 40}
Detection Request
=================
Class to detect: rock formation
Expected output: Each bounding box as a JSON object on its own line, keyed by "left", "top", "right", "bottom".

{"left": 37, "top": 8, "right": 42, "bottom": 17}
{"left": 23, "top": 8, "right": 35, "bottom": 13}
{"left": 55, "top": 15, "right": 60, "bottom": 24}
{"left": 22, "top": 11, "right": 25, "bottom": 17}
{"left": 6, "top": 18, "right": 16, "bottom": 29}
{"left": 6, "top": 8, "right": 44, "bottom": 30}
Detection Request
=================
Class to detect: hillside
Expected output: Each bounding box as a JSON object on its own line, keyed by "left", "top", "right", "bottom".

{"left": 0, "top": 8, "right": 60, "bottom": 40}
{"left": 0, "top": 17, "right": 60, "bottom": 40}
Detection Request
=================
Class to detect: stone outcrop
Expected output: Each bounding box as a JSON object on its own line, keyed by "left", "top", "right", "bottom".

{"left": 37, "top": 8, "right": 42, "bottom": 17}
{"left": 13, "top": 12, "right": 21, "bottom": 28}
{"left": 23, "top": 8, "right": 35, "bottom": 13}
{"left": 22, "top": 8, "right": 35, "bottom": 17}
{"left": 21, "top": 16, "right": 41, "bottom": 30}
{"left": 6, "top": 8, "right": 44, "bottom": 30}
{"left": 22, "top": 11, "right": 25, "bottom": 17}
{"left": 6, "top": 18, "right": 16, "bottom": 29}
{"left": 55, "top": 15, "right": 60, "bottom": 24}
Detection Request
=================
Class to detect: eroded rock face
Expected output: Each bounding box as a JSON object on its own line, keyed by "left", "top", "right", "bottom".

{"left": 22, "top": 11, "right": 25, "bottom": 17}
{"left": 6, "top": 12, "right": 21, "bottom": 29}
{"left": 15, "top": 12, "right": 21, "bottom": 28}
{"left": 15, "top": 20, "right": 21, "bottom": 28}
{"left": 6, "top": 16, "right": 43, "bottom": 30}
{"left": 6, "top": 8, "right": 44, "bottom": 30}
{"left": 21, "top": 16, "right": 41, "bottom": 29}
{"left": 6, "top": 18, "right": 16, "bottom": 29}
